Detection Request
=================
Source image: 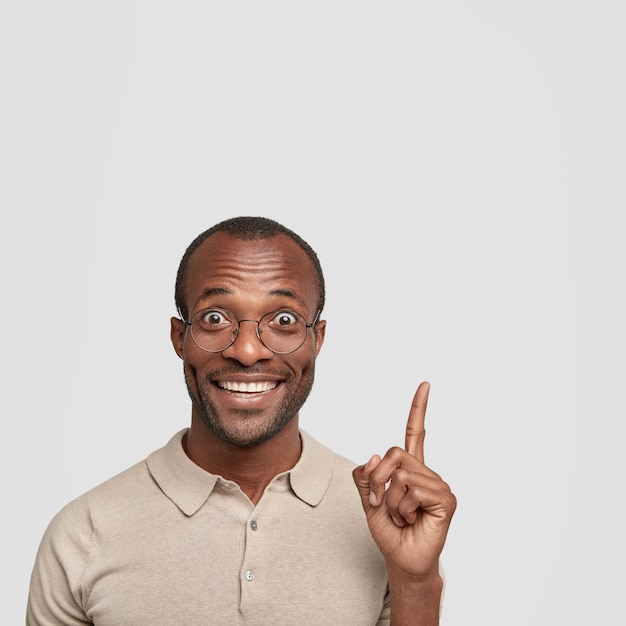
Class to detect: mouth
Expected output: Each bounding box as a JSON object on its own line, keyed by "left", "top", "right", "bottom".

{"left": 216, "top": 380, "right": 279, "bottom": 394}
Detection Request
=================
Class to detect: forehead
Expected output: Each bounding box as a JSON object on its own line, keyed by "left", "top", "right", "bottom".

{"left": 184, "top": 232, "right": 319, "bottom": 313}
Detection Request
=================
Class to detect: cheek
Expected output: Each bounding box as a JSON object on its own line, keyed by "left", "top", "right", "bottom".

{"left": 182, "top": 361, "right": 198, "bottom": 390}
{"left": 289, "top": 353, "right": 316, "bottom": 381}
{"left": 183, "top": 340, "right": 215, "bottom": 374}
{"left": 183, "top": 357, "right": 208, "bottom": 395}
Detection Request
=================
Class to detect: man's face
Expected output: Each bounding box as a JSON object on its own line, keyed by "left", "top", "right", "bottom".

{"left": 171, "top": 232, "right": 325, "bottom": 448}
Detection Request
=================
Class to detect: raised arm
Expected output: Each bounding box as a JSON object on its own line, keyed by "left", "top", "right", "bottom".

{"left": 353, "top": 382, "right": 456, "bottom": 625}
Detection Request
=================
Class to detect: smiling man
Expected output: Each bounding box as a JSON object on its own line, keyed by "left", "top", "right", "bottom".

{"left": 27, "top": 217, "right": 456, "bottom": 625}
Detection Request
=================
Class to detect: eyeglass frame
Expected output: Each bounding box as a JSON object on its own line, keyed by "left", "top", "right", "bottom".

{"left": 179, "top": 306, "right": 321, "bottom": 355}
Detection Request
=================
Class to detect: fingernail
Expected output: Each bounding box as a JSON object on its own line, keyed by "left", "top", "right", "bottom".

{"left": 369, "top": 492, "right": 378, "bottom": 506}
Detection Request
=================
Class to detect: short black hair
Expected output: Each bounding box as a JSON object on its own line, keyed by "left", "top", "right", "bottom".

{"left": 175, "top": 216, "right": 325, "bottom": 321}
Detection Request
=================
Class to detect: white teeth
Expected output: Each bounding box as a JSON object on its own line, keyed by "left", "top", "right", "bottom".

{"left": 219, "top": 381, "right": 277, "bottom": 393}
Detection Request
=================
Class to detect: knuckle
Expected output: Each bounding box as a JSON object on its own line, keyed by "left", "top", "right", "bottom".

{"left": 406, "top": 426, "right": 426, "bottom": 439}
{"left": 387, "top": 446, "right": 406, "bottom": 462}
{"left": 392, "top": 467, "right": 410, "bottom": 483}
{"left": 369, "top": 472, "right": 387, "bottom": 489}
{"left": 448, "top": 492, "right": 458, "bottom": 511}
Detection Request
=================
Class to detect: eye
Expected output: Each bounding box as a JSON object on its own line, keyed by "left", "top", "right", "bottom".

{"left": 198, "top": 309, "right": 232, "bottom": 327}
{"left": 271, "top": 311, "right": 299, "bottom": 327}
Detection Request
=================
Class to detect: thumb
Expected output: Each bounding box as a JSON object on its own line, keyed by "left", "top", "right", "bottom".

{"left": 352, "top": 454, "right": 382, "bottom": 510}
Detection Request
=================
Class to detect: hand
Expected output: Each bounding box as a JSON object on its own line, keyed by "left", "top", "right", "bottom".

{"left": 353, "top": 382, "right": 456, "bottom": 579}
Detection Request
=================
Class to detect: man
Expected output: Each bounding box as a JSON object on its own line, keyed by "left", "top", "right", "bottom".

{"left": 27, "top": 216, "right": 456, "bottom": 625}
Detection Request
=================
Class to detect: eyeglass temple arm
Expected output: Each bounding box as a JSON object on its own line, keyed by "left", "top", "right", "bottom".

{"left": 177, "top": 308, "right": 191, "bottom": 325}
{"left": 308, "top": 309, "right": 321, "bottom": 328}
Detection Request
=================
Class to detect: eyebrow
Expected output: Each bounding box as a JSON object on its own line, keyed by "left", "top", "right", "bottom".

{"left": 199, "top": 287, "right": 231, "bottom": 298}
{"left": 268, "top": 288, "right": 305, "bottom": 305}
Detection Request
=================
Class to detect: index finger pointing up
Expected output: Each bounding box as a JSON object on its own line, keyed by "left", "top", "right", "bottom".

{"left": 405, "top": 381, "right": 430, "bottom": 462}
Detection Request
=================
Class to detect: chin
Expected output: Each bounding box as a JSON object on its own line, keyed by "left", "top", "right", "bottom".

{"left": 202, "top": 411, "right": 295, "bottom": 449}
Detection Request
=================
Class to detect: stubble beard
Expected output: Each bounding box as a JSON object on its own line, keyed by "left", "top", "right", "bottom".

{"left": 184, "top": 364, "right": 316, "bottom": 448}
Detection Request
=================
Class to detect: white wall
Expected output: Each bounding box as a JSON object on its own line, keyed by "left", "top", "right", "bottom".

{"left": 2, "top": 2, "right": 624, "bottom": 624}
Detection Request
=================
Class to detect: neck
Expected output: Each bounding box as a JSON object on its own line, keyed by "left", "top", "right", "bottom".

{"left": 183, "top": 415, "right": 302, "bottom": 506}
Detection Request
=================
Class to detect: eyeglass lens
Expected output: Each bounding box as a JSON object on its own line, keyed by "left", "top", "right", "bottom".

{"left": 189, "top": 308, "right": 309, "bottom": 354}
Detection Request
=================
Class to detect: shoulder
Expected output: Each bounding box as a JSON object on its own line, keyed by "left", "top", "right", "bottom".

{"left": 44, "top": 431, "right": 187, "bottom": 540}
{"left": 300, "top": 428, "right": 355, "bottom": 460}
{"left": 299, "top": 428, "right": 358, "bottom": 474}
{"left": 42, "top": 457, "right": 149, "bottom": 541}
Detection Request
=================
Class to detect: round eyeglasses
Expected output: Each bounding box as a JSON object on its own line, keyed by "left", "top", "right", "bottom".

{"left": 183, "top": 307, "right": 320, "bottom": 355}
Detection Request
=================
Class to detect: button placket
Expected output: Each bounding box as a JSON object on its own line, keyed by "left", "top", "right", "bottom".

{"left": 242, "top": 513, "right": 260, "bottom": 587}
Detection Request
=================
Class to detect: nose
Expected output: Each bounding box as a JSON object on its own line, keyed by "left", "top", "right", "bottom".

{"left": 221, "top": 319, "right": 272, "bottom": 366}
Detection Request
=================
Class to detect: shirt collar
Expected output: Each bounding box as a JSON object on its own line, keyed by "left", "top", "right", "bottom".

{"left": 290, "top": 429, "right": 335, "bottom": 506}
{"left": 146, "top": 428, "right": 336, "bottom": 516}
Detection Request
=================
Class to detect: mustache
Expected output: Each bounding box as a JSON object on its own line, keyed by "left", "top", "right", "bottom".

{"left": 204, "top": 365, "right": 291, "bottom": 379}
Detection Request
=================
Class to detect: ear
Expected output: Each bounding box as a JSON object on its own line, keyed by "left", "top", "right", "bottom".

{"left": 312, "top": 319, "right": 326, "bottom": 358}
{"left": 170, "top": 317, "right": 186, "bottom": 359}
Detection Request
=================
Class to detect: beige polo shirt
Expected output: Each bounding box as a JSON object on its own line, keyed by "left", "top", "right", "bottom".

{"left": 27, "top": 429, "right": 390, "bottom": 625}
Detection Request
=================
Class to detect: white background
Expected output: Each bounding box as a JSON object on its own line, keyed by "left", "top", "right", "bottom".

{"left": 2, "top": 2, "right": 624, "bottom": 624}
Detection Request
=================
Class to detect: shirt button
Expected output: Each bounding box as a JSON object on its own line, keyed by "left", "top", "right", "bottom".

{"left": 250, "top": 520, "right": 258, "bottom": 531}
{"left": 244, "top": 570, "right": 255, "bottom": 581}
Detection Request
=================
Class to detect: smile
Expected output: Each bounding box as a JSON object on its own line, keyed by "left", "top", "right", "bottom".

{"left": 217, "top": 381, "right": 278, "bottom": 393}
